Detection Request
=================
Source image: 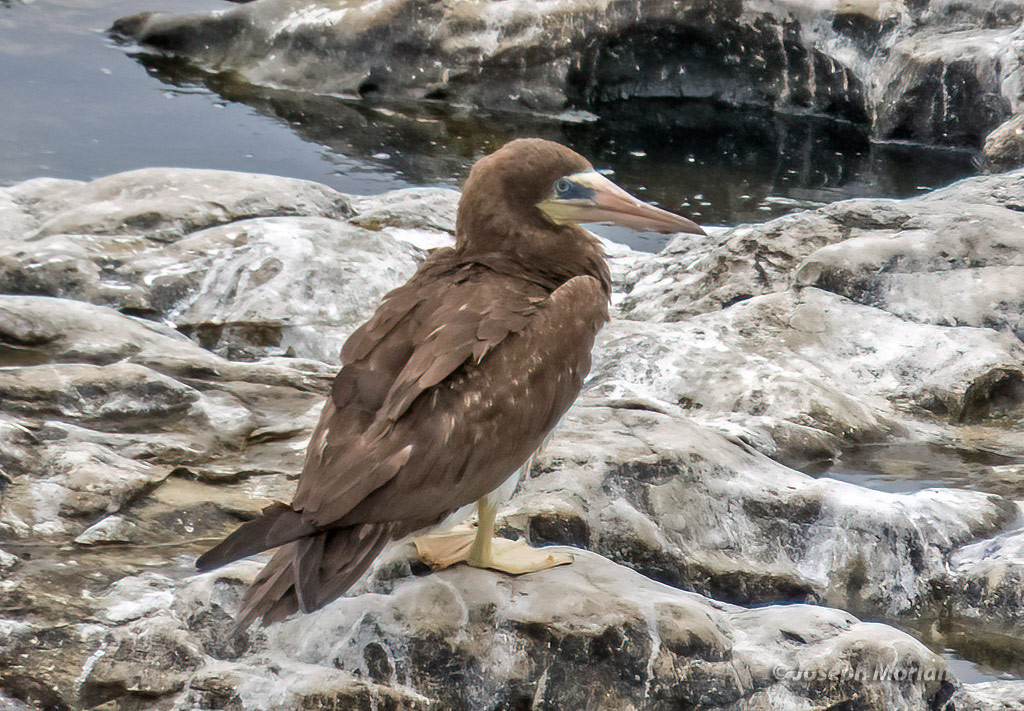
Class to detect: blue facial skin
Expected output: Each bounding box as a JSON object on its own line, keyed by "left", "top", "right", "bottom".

{"left": 554, "top": 175, "right": 596, "bottom": 202}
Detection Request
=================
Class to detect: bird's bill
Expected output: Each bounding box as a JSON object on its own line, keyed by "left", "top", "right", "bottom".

{"left": 537, "top": 170, "right": 706, "bottom": 235}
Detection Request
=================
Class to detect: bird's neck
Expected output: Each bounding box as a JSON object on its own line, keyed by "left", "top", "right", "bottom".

{"left": 458, "top": 223, "right": 611, "bottom": 298}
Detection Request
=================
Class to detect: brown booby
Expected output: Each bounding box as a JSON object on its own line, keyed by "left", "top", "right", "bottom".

{"left": 197, "top": 138, "right": 705, "bottom": 630}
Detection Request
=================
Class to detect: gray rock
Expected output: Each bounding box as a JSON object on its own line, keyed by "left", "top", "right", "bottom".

{"left": 622, "top": 169, "right": 1024, "bottom": 345}
{"left": 0, "top": 549, "right": 18, "bottom": 574}
{"left": 0, "top": 295, "right": 331, "bottom": 540}
{"left": 794, "top": 174, "right": 1024, "bottom": 342}
{"left": 73, "top": 515, "right": 141, "bottom": 546}
{"left": 111, "top": 0, "right": 1024, "bottom": 147}
{"left": 943, "top": 519, "right": 1024, "bottom": 654}
{"left": 19, "top": 168, "right": 352, "bottom": 242}
{"left": 512, "top": 404, "right": 1015, "bottom": 617}
{"left": 875, "top": 28, "right": 1018, "bottom": 146}
{"left": 984, "top": 113, "right": 1024, "bottom": 171}
{"left": 0, "top": 170, "right": 431, "bottom": 362}
{"left": 598, "top": 288, "right": 1024, "bottom": 462}
{"left": 69, "top": 552, "right": 954, "bottom": 711}
{"left": 350, "top": 187, "right": 459, "bottom": 235}
{"left": 1, "top": 166, "right": 1023, "bottom": 706}
{"left": 0, "top": 695, "right": 32, "bottom": 711}
{"left": 953, "top": 681, "right": 1024, "bottom": 711}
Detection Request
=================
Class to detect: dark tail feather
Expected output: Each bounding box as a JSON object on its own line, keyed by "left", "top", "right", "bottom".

{"left": 196, "top": 502, "right": 316, "bottom": 572}
{"left": 230, "top": 522, "right": 394, "bottom": 634}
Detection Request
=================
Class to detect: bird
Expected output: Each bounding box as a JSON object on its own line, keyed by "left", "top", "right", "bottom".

{"left": 196, "top": 138, "right": 705, "bottom": 631}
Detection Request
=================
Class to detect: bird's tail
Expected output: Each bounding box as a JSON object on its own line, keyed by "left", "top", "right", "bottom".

{"left": 196, "top": 501, "right": 316, "bottom": 572}
{"left": 230, "top": 522, "right": 395, "bottom": 634}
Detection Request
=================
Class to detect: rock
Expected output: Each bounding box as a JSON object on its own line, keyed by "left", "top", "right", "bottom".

{"left": 73, "top": 515, "right": 140, "bottom": 546}
{"left": 0, "top": 694, "right": 32, "bottom": 711}
{"left": 620, "top": 208, "right": 850, "bottom": 321}
{"left": 111, "top": 0, "right": 1024, "bottom": 148}
{"left": 0, "top": 549, "right": 18, "bottom": 574}
{"left": 596, "top": 288, "right": 1024, "bottom": 461}
{"left": 924, "top": 0, "right": 1024, "bottom": 27}
{"left": 0, "top": 362, "right": 200, "bottom": 426}
{"left": 0, "top": 295, "right": 331, "bottom": 540}
{"left": 794, "top": 173, "right": 1024, "bottom": 342}
{"left": 18, "top": 168, "right": 352, "bottom": 242}
{"left": 350, "top": 187, "right": 459, "bottom": 235}
{"left": 60, "top": 552, "right": 953, "bottom": 711}
{"left": 984, "top": 113, "right": 1024, "bottom": 171}
{"left": 1, "top": 166, "right": 1023, "bottom": 706}
{"left": 161, "top": 216, "right": 422, "bottom": 362}
{"left": 511, "top": 404, "right": 1016, "bottom": 617}
{"left": 942, "top": 519, "right": 1024, "bottom": 657}
{"left": 875, "top": 29, "right": 1016, "bottom": 146}
{"left": 953, "top": 681, "right": 1024, "bottom": 711}
{"left": 621, "top": 169, "right": 1024, "bottom": 345}
{"left": 0, "top": 172, "right": 434, "bottom": 363}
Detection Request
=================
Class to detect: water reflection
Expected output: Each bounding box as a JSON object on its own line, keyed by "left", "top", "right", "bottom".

{"left": 136, "top": 53, "right": 979, "bottom": 247}
{"left": 801, "top": 441, "right": 1024, "bottom": 497}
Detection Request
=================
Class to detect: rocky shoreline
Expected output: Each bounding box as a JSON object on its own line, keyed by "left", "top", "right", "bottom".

{"left": 0, "top": 164, "right": 1022, "bottom": 709}
{"left": 110, "top": 0, "right": 1024, "bottom": 164}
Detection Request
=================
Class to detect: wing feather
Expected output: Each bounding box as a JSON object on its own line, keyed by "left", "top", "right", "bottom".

{"left": 293, "top": 257, "right": 550, "bottom": 524}
{"left": 295, "top": 270, "right": 608, "bottom": 528}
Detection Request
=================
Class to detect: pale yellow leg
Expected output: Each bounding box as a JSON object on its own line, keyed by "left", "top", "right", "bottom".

{"left": 414, "top": 494, "right": 573, "bottom": 574}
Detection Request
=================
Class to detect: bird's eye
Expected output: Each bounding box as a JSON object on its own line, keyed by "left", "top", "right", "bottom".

{"left": 555, "top": 178, "right": 571, "bottom": 195}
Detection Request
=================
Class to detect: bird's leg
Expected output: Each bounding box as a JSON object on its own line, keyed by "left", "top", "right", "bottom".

{"left": 414, "top": 494, "right": 572, "bottom": 574}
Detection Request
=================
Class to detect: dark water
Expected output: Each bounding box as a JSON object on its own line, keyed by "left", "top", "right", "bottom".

{"left": 1, "top": 0, "right": 980, "bottom": 251}
{"left": 0, "top": 0, "right": 403, "bottom": 194}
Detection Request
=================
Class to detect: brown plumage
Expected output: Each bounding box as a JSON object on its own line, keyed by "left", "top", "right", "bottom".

{"left": 196, "top": 138, "right": 703, "bottom": 631}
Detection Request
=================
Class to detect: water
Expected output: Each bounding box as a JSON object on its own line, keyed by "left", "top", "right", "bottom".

{"left": 801, "top": 441, "right": 1024, "bottom": 497}
{"left": 0, "top": 0, "right": 405, "bottom": 193}
{"left": 0, "top": 0, "right": 980, "bottom": 251}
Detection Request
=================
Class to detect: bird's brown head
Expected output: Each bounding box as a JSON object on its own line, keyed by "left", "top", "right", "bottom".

{"left": 456, "top": 138, "right": 704, "bottom": 293}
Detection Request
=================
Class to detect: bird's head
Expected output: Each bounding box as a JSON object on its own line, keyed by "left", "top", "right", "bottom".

{"left": 456, "top": 138, "right": 705, "bottom": 255}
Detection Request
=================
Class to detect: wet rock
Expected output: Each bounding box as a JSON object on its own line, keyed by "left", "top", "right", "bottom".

{"left": 875, "top": 29, "right": 1016, "bottom": 146}
{"left": 510, "top": 404, "right": 1015, "bottom": 617}
{"left": 163, "top": 216, "right": 421, "bottom": 362}
{"left": 17, "top": 168, "right": 352, "bottom": 242}
{"left": 598, "top": 288, "right": 1024, "bottom": 461}
{"left": 73, "top": 515, "right": 140, "bottom": 546}
{"left": 953, "top": 680, "right": 1024, "bottom": 711}
{"left": 1, "top": 166, "right": 1023, "bottom": 706}
{"left": 0, "top": 295, "right": 331, "bottom": 540}
{"left": 0, "top": 694, "right": 32, "bottom": 711}
{"left": 67, "top": 552, "right": 954, "bottom": 711}
{"left": 924, "top": 0, "right": 1024, "bottom": 27}
{"left": 620, "top": 207, "right": 849, "bottom": 321}
{"left": 794, "top": 174, "right": 1024, "bottom": 343}
{"left": 76, "top": 617, "right": 205, "bottom": 707}
{"left": 944, "top": 520, "right": 1024, "bottom": 647}
{"left": 0, "top": 171, "right": 430, "bottom": 362}
{"left": 984, "top": 113, "right": 1024, "bottom": 171}
{"left": 0, "top": 362, "right": 200, "bottom": 427}
{"left": 112, "top": 0, "right": 1024, "bottom": 148}
{"left": 349, "top": 187, "right": 458, "bottom": 235}
{"left": 0, "top": 549, "right": 18, "bottom": 574}
{"left": 622, "top": 169, "right": 1024, "bottom": 344}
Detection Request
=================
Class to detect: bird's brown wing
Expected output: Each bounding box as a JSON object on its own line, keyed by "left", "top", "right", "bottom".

{"left": 292, "top": 268, "right": 609, "bottom": 529}
{"left": 197, "top": 260, "right": 608, "bottom": 579}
